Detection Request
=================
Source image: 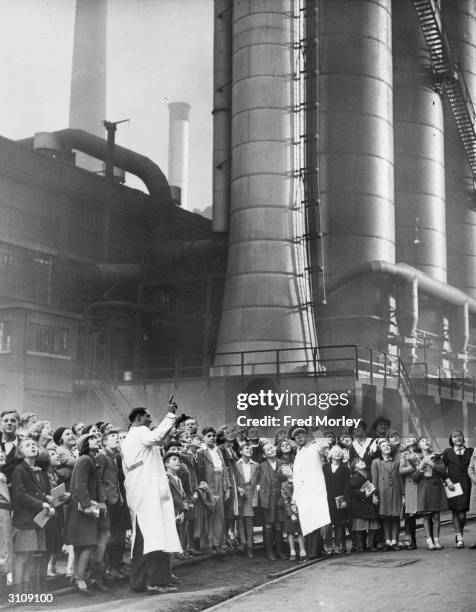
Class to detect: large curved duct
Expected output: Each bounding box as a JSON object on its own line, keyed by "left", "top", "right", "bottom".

{"left": 443, "top": 0, "right": 476, "bottom": 298}
{"left": 393, "top": 0, "right": 447, "bottom": 282}
{"left": 18, "top": 129, "right": 174, "bottom": 239}
{"left": 213, "top": 0, "right": 314, "bottom": 365}
{"left": 327, "top": 261, "right": 476, "bottom": 313}
{"left": 318, "top": 0, "right": 394, "bottom": 350}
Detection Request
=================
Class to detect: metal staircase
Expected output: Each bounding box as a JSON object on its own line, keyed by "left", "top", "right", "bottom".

{"left": 413, "top": 0, "right": 476, "bottom": 192}
{"left": 90, "top": 362, "right": 131, "bottom": 427}
{"left": 399, "top": 359, "right": 439, "bottom": 449}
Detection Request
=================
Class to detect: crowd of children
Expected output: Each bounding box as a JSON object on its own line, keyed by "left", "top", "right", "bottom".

{"left": 0, "top": 408, "right": 475, "bottom": 599}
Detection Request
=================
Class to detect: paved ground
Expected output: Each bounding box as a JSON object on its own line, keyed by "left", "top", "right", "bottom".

{"left": 5, "top": 521, "right": 476, "bottom": 612}
{"left": 210, "top": 522, "right": 476, "bottom": 612}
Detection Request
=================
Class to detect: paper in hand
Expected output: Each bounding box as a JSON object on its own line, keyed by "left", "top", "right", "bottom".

{"left": 33, "top": 508, "right": 51, "bottom": 528}
{"left": 51, "top": 483, "right": 66, "bottom": 507}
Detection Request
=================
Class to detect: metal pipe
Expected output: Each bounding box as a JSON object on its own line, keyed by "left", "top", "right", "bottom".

{"left": 327, "top": 259, "right": 476, "bottom": 314}
{"left": 167, "top": 102, "right": 191, "bottom": 209}
{"left": 17, "top": 128, "right": 174, "bottom": 240}
{"left": 78, "top": 237, "right": 228, "bottom": 286}
{"left": 212, "top": 0, "right": 232, "bottom": 233}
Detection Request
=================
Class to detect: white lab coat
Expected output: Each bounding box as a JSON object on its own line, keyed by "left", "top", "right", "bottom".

{"left": 292, "top": 441, "right": 331, "bottom": 535}
{"left": 122, "top": 414, "right": 182, "bottom": 555}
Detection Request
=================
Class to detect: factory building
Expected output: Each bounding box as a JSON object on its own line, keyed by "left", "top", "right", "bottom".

{"left": 1, "top": 0, "right": 476, "bottom": 447}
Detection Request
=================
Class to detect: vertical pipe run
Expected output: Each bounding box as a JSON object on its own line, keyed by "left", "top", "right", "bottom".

{"left": 167, "top": 102, "right": 191, "bottom": 209}
{"left": 303, "top": 0, "right": 326, "bottom": 306}
{"left": 212, "top": 0, "right": 233, "bottom": 233}
{"left": 214, "top": 0, "right": 312, "bottom": 363}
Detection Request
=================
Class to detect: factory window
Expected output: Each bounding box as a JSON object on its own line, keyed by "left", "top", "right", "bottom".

{"left": 27, "top": 323, "right": 69, "bottom": 357}
{"left": 0, "top": 322, "right": 12, "bottom": 352}
{"left": 0, "top": 242, "right": 53, "bottom": 303}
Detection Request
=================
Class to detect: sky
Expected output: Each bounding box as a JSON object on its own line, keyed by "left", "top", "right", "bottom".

{"left": 0, "top": 0, "right": 213, "bottom": 213}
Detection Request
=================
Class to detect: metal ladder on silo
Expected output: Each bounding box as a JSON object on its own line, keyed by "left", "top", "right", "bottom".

{"left": 413, "top": 0, "right": 476, "bottom": 193}
{"left": 293, "top": 0, "right": 327, "bottom": 315}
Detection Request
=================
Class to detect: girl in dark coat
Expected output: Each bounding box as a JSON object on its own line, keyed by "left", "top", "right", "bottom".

{"left": 10, "top": 438, "right": 55, "bottom": 594}
{"left": 33, "top": 448, "right": 70, "bottom": 591}
{"left": 371, "top": 439, "right": 402, "bottom": 551}
{"left": 413, "top": 438, "right": 448, "bottom": 550}
{"left": 349, "top": 458, "right": 379, "bottom": 552}
{"left": 442, "top": 430, "right": 473, "bottom": 549}
{"left": 323, "top": 446, "right": 350, "bottom": 553}
{"left": 65, "top": 433, "right": 105, "bottom": 594}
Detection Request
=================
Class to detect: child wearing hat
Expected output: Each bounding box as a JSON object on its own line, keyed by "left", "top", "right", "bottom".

{"left": 280, "top": 464, "right": 307, "bottom": 563}
{"left": 165, "top": 450, "right": 187, "bottom": 553}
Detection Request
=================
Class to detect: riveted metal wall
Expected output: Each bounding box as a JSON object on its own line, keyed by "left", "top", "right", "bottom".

{"left": 214, "top": 0, "right": 314, "bottom": 360}
{"left": 317, "top": 0, "right": 394, "bottom": 350}
{"left": 393, "top": 0, "right": 447, "bottom": 283}
{"left": 444, "top": 0, "right": 476, "bottom": 299}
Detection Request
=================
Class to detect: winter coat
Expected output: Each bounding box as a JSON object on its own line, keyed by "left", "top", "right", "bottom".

{"left": 413, "top": 455, "right": 448, "bottom": 513}
{"left": 10, "top": 461, "right": 50, "bottom": 529}
{"left": 323, "top": 463, "right": 350, "bottom": 524}
{"left": 399, "top": 449, "right": 421, "bottom": 515}
{"left": 65, "top": 454, "right": 105, "bottom": 546}
{"left": 442, "top": 447, "right": 473, "bottom": 512}
{"left": 371, "top": 457, "right": 402, "bottom": 517}
{"left": 349, "top": 471, "right": 377, "bottom": 520}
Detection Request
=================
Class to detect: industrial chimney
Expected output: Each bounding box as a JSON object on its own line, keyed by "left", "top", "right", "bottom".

{"left": 69, "top": 0, "right": 107, "bottom": 173}
{"left": 167, "top": 102, "right": 191, "bottom": 209}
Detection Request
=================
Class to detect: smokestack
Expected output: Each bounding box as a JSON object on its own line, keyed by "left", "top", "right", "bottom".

{"left": 167, "top": 102, "right": 191, "bottom": 209}
{"left": 69, "top": 0, "right": 107, "bottom": 172}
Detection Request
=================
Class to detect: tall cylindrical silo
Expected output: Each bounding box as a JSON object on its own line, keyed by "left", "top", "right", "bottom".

{"left": 317, "top": 0, "right": 394, "bottom": 350}
{"left": 214, "top": 0, "right": 314, "bottom": 365}
{"left": 393, "top": 0, "right": 447, "bottom": 365}
{"left": 393, "top": 0, "right": 447, "bottom": 282}
{"left": 443, "top": 0, "right": 476, "bottom": 300}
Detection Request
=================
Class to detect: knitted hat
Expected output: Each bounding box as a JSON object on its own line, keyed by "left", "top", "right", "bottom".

{"left": 76, "top": 433, "right": 95, "bottom": 454}
{"left": 53, "top": 427, "right": 67, "bottom": 446}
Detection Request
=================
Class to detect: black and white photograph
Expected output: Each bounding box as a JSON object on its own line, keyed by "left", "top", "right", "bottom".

{"left": 0, "top": 0, "right": 475, "bottom": 610}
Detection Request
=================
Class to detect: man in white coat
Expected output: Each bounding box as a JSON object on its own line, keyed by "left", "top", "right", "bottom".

{"left": 122, "top": 405, "right": 182, "bottom": 595}
{"left": 290, "top": 425, "right": 330, "bottom": 558}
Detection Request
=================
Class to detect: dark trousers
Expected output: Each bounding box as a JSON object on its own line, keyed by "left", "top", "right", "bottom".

{"left": 130, "top": 520, "right": 171, "bottom": 590}
{"left": 306, "top": 528, "right": 324, "bottom": 559}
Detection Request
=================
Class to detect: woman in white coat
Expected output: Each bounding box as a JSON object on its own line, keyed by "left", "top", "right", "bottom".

{"left": 122, "top": 405, "right": 182, "bottom": 595}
